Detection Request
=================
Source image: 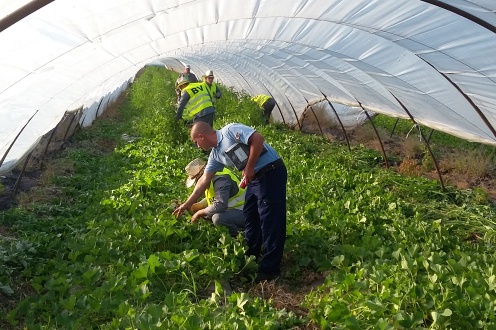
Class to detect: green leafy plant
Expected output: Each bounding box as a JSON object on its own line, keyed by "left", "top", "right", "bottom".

{"left": 1, "top": 66, "right": 495, "bottom": 329}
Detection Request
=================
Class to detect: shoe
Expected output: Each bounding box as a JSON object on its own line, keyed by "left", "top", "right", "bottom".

{"left": 254, "top": 272, "right": 280, "bottom": 283}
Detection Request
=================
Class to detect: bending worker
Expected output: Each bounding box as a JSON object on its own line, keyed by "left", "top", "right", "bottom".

{"left": 176, "top": 77, "right": 216, "bottom": 127}
{"left": 203, "top": 70, "right": 222, "bottom": 104}
{"left": 251, "top": 94, "right": 276, "bottom": 124}
{"left": 173, "top": 122, "right": 287, "bottom": 283}
{"left": 184, "top": 158, "right": 246, "bottom": 237}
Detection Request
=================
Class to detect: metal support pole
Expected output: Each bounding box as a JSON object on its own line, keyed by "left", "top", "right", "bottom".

{"left": 319, "top": 91, "right": 351, "bottom": 151}
{"left": 63, "top": 112, "right": 78, "bottom": 141}
{"left": 303, "top": 96, "right": 324, "bottom": 136}
{"left": 390, "top": 93, "right": 445, "bottom": 191}
{"left": 286, "top": 98, "right": 302, "bottom": 130}
{"left": 39, "top": 118, "right": 63, "bottom": 169}
{"left": 0, "top": 111, "right": 38, "bottom": 169}
{"left": 390, "top": 118, "right": 399, "bottom": 139}
{"left": 13, "top": 152, "right": 33, "bottom": 195}
{"left": 426, "top": 129, "right": 434, "bottom": 143}
{"left": 266, "top": 91, "right": 286, "bottom": 125}
{"left": 364, "top": 111, "right": 389, "bottom": 169}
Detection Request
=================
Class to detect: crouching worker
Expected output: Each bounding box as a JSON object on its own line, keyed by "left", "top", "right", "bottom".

{"left": 183, "top": 158, "right": 246, "bottom": 237}
{"left": 251, "top": 94, "right": 276, "bottom": 124}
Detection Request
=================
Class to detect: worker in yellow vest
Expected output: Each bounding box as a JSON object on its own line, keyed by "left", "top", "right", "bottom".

{"left": 176, "top": 77, "right": 215, "bottom": 127}
{"left": 251, "top": 94, "right": 276, "bottom": 124}
{"left": 203, "top": 70, "right": 222, "bottom": 105}
{"left": 184, "top": 158, "right": 245, "bottom": 236}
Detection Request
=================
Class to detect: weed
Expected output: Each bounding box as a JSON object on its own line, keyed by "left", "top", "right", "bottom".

{"left": 398, "top": 158, "right": 422, "bottom": 177}
{"left": 441, "top": 148, "right": 495, "bottom": 177}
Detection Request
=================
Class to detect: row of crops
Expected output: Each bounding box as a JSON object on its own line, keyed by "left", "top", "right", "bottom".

{"left": 1, "top": 66, "right": 496, "bottom": 329}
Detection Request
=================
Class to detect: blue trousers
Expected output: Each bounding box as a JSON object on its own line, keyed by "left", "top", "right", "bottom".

{"left": 243, "top": 164, "right": 287, "bottom": 275}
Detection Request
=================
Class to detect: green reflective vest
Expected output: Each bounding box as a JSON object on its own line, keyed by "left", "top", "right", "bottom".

{"left": 205, "top": 168, "right": 245, "bottom": 209}
{"left": 183, "top": 82, "right": 214, "bottom": 120}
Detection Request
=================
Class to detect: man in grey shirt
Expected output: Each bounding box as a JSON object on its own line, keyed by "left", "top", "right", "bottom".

{"left": 184, "top": 158, "right": 245, "bottom": 237}
{"left": 175, "top": 64, "right": 198, "bottom": 99}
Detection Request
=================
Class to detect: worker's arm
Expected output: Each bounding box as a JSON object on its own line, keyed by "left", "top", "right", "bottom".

{"left": 173, "top": 171, "right": 215, "bottom": 217}
{"left": 215, "top": 85, "right": 222, "bottom": 99}
{"left": 191, "top": 175, "right": 232, "bottom": 222}
{"left": 175, "top": 92, "right": 190, "bottom": 120}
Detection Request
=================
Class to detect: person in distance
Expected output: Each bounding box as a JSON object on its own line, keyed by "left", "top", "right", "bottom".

{"left": 175, "top": 77, "right": 215, "bottom": 127}
{"left": 251, "top": 94, "right": 276, "bottom": 124}
{"left": 202, "top": 70, "right": 222, "bottom": 105}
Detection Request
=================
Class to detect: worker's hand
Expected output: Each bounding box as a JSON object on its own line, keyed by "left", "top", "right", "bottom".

{"left": 191, "top": 210, "right": 206, "bottom": 223}
{"left": 172, "top": 202, "right": 191, "bottom": 218}
{"left": 242, "top": 167, "right": 256, "bottom": 186}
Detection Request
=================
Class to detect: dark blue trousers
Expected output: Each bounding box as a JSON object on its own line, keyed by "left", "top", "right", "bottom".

{"left": 243, "top": 165, "right": 287, "bottom": 275}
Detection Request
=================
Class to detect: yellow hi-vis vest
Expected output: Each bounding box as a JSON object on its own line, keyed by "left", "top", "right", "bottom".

{"left": 206, "top": 82, "right": 218, "bottom": 102}
{"left": 183, "top": 82, "right": 214, "bottom": 120}
{"left": 205, "top": 168, "right": 246, "bottom": 210}
{"left": 251, "top": 94, "right": 271, "bottom": 107}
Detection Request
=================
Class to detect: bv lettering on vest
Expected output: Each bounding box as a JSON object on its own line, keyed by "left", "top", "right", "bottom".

{"left": 191, "top": 86, "right": 204, "bottom": 94}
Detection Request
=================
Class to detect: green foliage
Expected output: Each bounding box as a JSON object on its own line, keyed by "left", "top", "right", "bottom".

{"left": 1, "top": 66, "right": 496, "bottom": 329}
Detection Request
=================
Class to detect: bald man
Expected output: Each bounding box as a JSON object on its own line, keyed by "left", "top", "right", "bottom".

{"left": 173, "top": 121, "right": 287, "bottom": 282}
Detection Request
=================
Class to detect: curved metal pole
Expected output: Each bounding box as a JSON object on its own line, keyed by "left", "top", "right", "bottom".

{"left": 390, "top": 118, "right": 400, "bottom": 139}
{"left": 63, "top": 112, "right": 79, "bottom": 141}
{"left": 363, "top": 110, "right": 389, "bottom": 169}
{"left": 422, "top": 61, "right": 496, "bottom": 140}
{"left": 302, "top": 96, "right": 324, "bottom": 136}
{"left": 390, "top": 93, "right": 445, "bottom": 191}
{"left": 426, "top": 128, "right": 434, "bottom": 144}
{"left": 0, "top": 0, "right": 55, "bottom": 33}
{"left": 286, "top": 98, "right": 301, "bottom": 130}
{"left": 265, "top": 91, "right": 286, "bottom": 125}
{"left": 420, "top": 0, "right": 496, "bottom": 33}
{"left": 94, "top": 98, "right": 105, "bottom": 121}
{"left": 39, "top": 120, "right": 62, "bottom": 169}
{"left": 13, "top": 151, "right": 33, "bottom": 195}
{"left": 0, "top": 110, "right": 39, "bottom": 169}
{"left": 319, "top": 90, "right": 351, "bottom": 151}
{"left": 72, "top": 110, "right": 84, "bottom": 136}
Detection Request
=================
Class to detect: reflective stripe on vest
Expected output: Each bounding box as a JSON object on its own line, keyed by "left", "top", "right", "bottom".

{"left": 251, "top": 94, "right": 270, "bottom": 107}
{"left": 205, "top": 168, "right": 246, "bottom": 209}
{"left": 183, "top": 82, "right": 214, "bottom": 120}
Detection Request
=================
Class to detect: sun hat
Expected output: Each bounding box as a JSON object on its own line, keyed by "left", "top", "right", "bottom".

{"left": 176, "top": 76, "right": 190, "bottom": 88}
{"left": 205, "top": 70, "right": 214, "bottom": 77}
{"left": 185, "top": 158, "right": 206, "bottom": 188}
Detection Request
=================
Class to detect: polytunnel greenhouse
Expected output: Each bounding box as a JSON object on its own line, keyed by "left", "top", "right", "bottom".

{"left": 1, "top": 0, "right": 496, "bottom": 329}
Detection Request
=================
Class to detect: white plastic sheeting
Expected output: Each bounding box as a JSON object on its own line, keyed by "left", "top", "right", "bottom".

{"left": 1, "top": 0, "right": 495, "bottom": 173}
